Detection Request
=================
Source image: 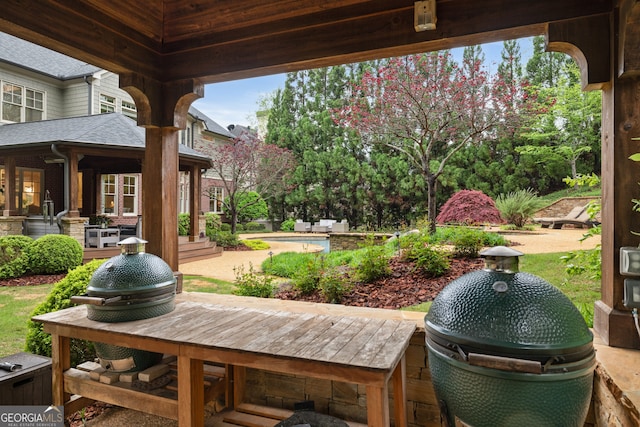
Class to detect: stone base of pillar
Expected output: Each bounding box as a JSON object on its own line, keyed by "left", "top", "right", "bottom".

{"left": 60, "top": 216, "right": 89, "bottom": 248}
{"left": 594, "top": 300, "right": 640, "bottom": 349}
{"left": 0, "top": 216, "right": 27, "bottom": 236}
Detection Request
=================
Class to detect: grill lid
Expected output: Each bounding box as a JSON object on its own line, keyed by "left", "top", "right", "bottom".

{"left": 425, "top": 247, "right": 593, "bottom": 361}
{"left": 87, "top": 237, "right": 176, "bottom": 297}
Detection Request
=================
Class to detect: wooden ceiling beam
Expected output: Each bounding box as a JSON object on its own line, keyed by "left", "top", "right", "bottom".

{"left": 0, "top": 0, "right": 161, "bottom": 79}
{"left": 162, "top": 0, "right": 613, "bottom": 83}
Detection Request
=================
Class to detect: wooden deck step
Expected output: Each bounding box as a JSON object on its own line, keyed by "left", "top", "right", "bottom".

{"left": 222, "top": 403, "right": 367, "bottom": 427}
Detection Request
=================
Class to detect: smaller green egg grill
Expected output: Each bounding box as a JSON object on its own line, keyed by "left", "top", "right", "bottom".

{"left": 424, "top": 246, "right": 595, "bottom": 427}
{"left": 71, "top": 237, "right": 176, "bottom": 372}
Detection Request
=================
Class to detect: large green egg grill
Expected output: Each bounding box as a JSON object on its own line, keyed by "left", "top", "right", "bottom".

{"left": 73, "top": 237, "right": 176, "bottom": 372}
{"left": 425, "top": 246, "right": 594, "bottom": 427}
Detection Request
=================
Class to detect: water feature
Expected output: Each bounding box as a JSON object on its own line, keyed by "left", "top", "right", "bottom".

{"left": 262, "top": 235, "right": 330, "bottom": 253}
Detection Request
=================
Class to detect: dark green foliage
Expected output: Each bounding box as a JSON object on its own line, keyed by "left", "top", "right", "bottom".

{"left": 26, "top": 235, "right": 83, "bottom": 274}
{"left": 280, "top": 219, "right": 296, "bottom": 231}
{"left": 235, "top": 223, "right": 245, "bottom": 232}
{"left": 244, "top": 221, "right": 265, "bottom": 231}
{"left": 436, "top": 190, "right": 503, "bottom": 225}
{"left": 220, "top": 223, "right": 232, "bottom": 232}
{"left": 293, "top": 256, "right": 324, "bottom": 294}
{"left": 227, "top": 191, "right": 268, "bottom": 224}
{"left": 0, "top": 235, "right": 33, "bottom": 279}
{"left": 233, "top": 264, "right": 275, "bottom": 298}
{"left": 319, "top": 267, "right": 353, "bottom": 303}
{"left": 354, "top": 235, "right": 390, "bottom": 283}
{"left": 178, "top": 213, "right": 190, "bottom": 236}
{"left": 210, "top": 231, "right": 240, "bottom": 248}
{"left": 25, "top": 259, "right": 106, "bottom": 367}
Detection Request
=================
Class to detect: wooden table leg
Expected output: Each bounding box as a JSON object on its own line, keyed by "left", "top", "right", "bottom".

{"left": 233, "top": 365, "right": 245, "bottom": 409}
{"left": 366, "top": 383, "right": 390, "bottom": 427}
{"left": 178, "top": 355, "right": 204, "bottom": 427}
{"left": 392, "top": 355, "right": 408, "bottom": 427}
{"left": 50, "top": 334, "right": 70, "bottom": 407}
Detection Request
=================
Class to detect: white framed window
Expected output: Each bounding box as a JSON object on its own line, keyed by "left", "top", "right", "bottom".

{"left": 121, "top": 100, "right": 137, "bottom": 119}
{"left": 122, "top": 174, "right": 138, "bottom": 215}
{"left": 20, "top": 169, "right": 43, "bottom": 215}
{"left": 178, "top": 180, "right": 189, "bottom": 214}
{"left": 2, "top": 82, "right": 45, "bottom": 123}
{"left": 209, "top": 187, "right": 224, "bottom": 213}
{"left": 25, "top": 88, "right": 44, "bottom": 121}
{"left": 101, "top": 174, "right": 117, "bottom": 214}
{"left": 100, "top": 94, "right": 116, "bottom": 113}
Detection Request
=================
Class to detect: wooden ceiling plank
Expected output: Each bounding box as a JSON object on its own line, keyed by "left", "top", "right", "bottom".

{"left": 162, "top": 0, "right": 611, "bottom": 83}
{"left": 0, "top": 0, "right": 161, "bottom": 79}
{"left": 162, "top": 0, "right": 380, "bottom": 43}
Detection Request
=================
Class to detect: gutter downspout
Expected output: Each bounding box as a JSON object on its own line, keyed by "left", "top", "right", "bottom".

{"left": 51, "top": 144, "right": 69, "bottom": 232}
{"left": 84, "top": 75, "right": 93, "bottom": 115}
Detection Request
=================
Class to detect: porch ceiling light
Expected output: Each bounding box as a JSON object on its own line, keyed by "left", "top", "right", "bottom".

{"left": 414, "top": 0, "right": 437, "bottom": 32}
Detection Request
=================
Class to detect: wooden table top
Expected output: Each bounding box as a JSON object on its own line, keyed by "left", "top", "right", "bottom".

{"left": 34, "top": 300, "right": 416, "bottom": 374}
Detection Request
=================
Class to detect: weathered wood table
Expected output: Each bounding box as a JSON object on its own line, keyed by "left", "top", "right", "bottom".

{"left": 33, "top": 300, "right": 416, "bottom": 427}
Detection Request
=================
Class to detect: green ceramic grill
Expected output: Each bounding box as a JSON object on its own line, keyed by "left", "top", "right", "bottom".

{"left": 71, "top": 237, "right": 176, "bottom": 372}
{"left": 425, "top": 246, "right": 595, "bottom": 427}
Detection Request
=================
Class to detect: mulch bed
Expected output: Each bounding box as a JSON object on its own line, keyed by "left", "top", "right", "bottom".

{"left": 0, "top": 273, "right": 66, "bottom": 287}
{"left": 275, "top": 257, "right": 485, "bottom": 309}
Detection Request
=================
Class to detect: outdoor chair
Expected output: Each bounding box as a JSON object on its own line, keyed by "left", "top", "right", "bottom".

{"left": 534, "top": 205, "right": 599, "bottom": 229}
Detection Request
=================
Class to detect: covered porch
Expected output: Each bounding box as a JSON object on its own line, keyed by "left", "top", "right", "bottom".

{"left": 3, "top": 1, "right": 640, "bottom": 426}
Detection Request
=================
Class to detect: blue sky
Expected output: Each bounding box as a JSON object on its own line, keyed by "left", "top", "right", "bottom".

{"left": 193, "top": 38, "right": 534, "bottom": 129}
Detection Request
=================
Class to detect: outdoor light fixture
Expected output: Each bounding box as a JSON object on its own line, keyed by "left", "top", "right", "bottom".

{"left": 620, "top": 246, "right": 640, "bottom": 276}
{"left": 624, "top": 279, "right": 640, "bottom": 308}
{"left": 415, "top": 0, "right": 437, "bottom": 32}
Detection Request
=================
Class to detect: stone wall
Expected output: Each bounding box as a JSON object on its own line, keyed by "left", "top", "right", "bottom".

{"left": 243, "top": 330, "right": 441, "bottom": 426}
{"left": 535, "top": 197, "right": 600, "bottom": 219}
{"left": 329, "top": 233, "right": 392, "bottom": 251}
{"left": 0, "top": 216, "right": 26, "bottom": 236}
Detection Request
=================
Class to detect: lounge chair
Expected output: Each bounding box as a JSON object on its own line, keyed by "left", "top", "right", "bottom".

{"left": 534, "top": 205, "right": 599, "bottom": 229}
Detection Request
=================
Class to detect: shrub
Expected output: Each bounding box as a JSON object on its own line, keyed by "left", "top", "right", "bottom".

{"left": 495, "top": 188, "right": 541, "bottom": 228}
{"left": 26, "top": 259, "right": 107, "bottom": 367}
{"left": 211, "top": 231, "right": 240, "bottom": 248}
{"left": 280, "top": 219, "right": 296, "bottom": 232}
{"left": 233, "top": 263, "right": 275, "bottom": 298}
{"left": 401, "top": 233, "right": 451, "bottom": 277}
{"left": 245, "top": 221, "right": 265, "bottom": 231}
{"left": 220, "top": 223, "right": 232, "bottom": 232}
{"left": 178, "top": 213, "right": 190, "bottom": 236}
{"left": 236, "top": 223, "right": 245, "bottom": 232}
{"left": 436, "top": 190, "right": 503, "bottom": 225}
{"left": 450, "top": 227, "right": 484, "bottom": 258}
{"left": 0, "top": 235, "right": 33, "bottom": 279}
{"left": 293, "top": 256, "right": 324, "bottom": 294}
{"left": 354, "top": 235, "right": 390, "bottom": 283}
{"left": 319, "top": 267, "right": 353, "bottom": 303}
{"left": 26, "top": 235, "right": 83, "bottom": 274}
{"left": 205, "top": 212, "right": 222, "bottom": 232}
{"left": 242, "top": 239, "right": 270, "bottom": 250}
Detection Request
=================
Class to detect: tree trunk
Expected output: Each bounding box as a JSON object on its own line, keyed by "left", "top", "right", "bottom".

{"left": 427, "top": 176, "right": 438, "bottom": 234}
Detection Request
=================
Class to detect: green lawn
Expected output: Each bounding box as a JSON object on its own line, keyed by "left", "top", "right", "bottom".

{"left": 0, "top": 284, "right": 53, "bottom": 357}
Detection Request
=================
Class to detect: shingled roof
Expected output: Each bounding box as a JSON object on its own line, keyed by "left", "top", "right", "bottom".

{"left": 0, "top": 32, "right": 100, "bottom": 79}
{"left": 0, "top": 113, "right": 212, "bottom": 165}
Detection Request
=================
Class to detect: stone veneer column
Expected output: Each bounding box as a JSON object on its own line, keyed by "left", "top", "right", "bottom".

{"left": 0, "top": 216, "right": 27, "bottom": 236}
{"left": 198, "top": 214, "right": 206, "bottom": 238}
{"left": 60, "top": 217, "right": 89, "bottom": 248}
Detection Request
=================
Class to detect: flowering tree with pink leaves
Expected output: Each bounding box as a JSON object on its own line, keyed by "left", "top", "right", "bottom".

{"left": 335, "top": 50, "right": 517, "bottom": 233}
{"left": 207, "top": 130, "right": 296, "bottom": 233}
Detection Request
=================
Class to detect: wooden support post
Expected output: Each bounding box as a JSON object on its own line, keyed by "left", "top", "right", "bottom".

{"left": 178, "top": 355, "right": 204, "bottom": 427}
{"left": 366, "top": 383, "right": 390, "bottom": 427}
